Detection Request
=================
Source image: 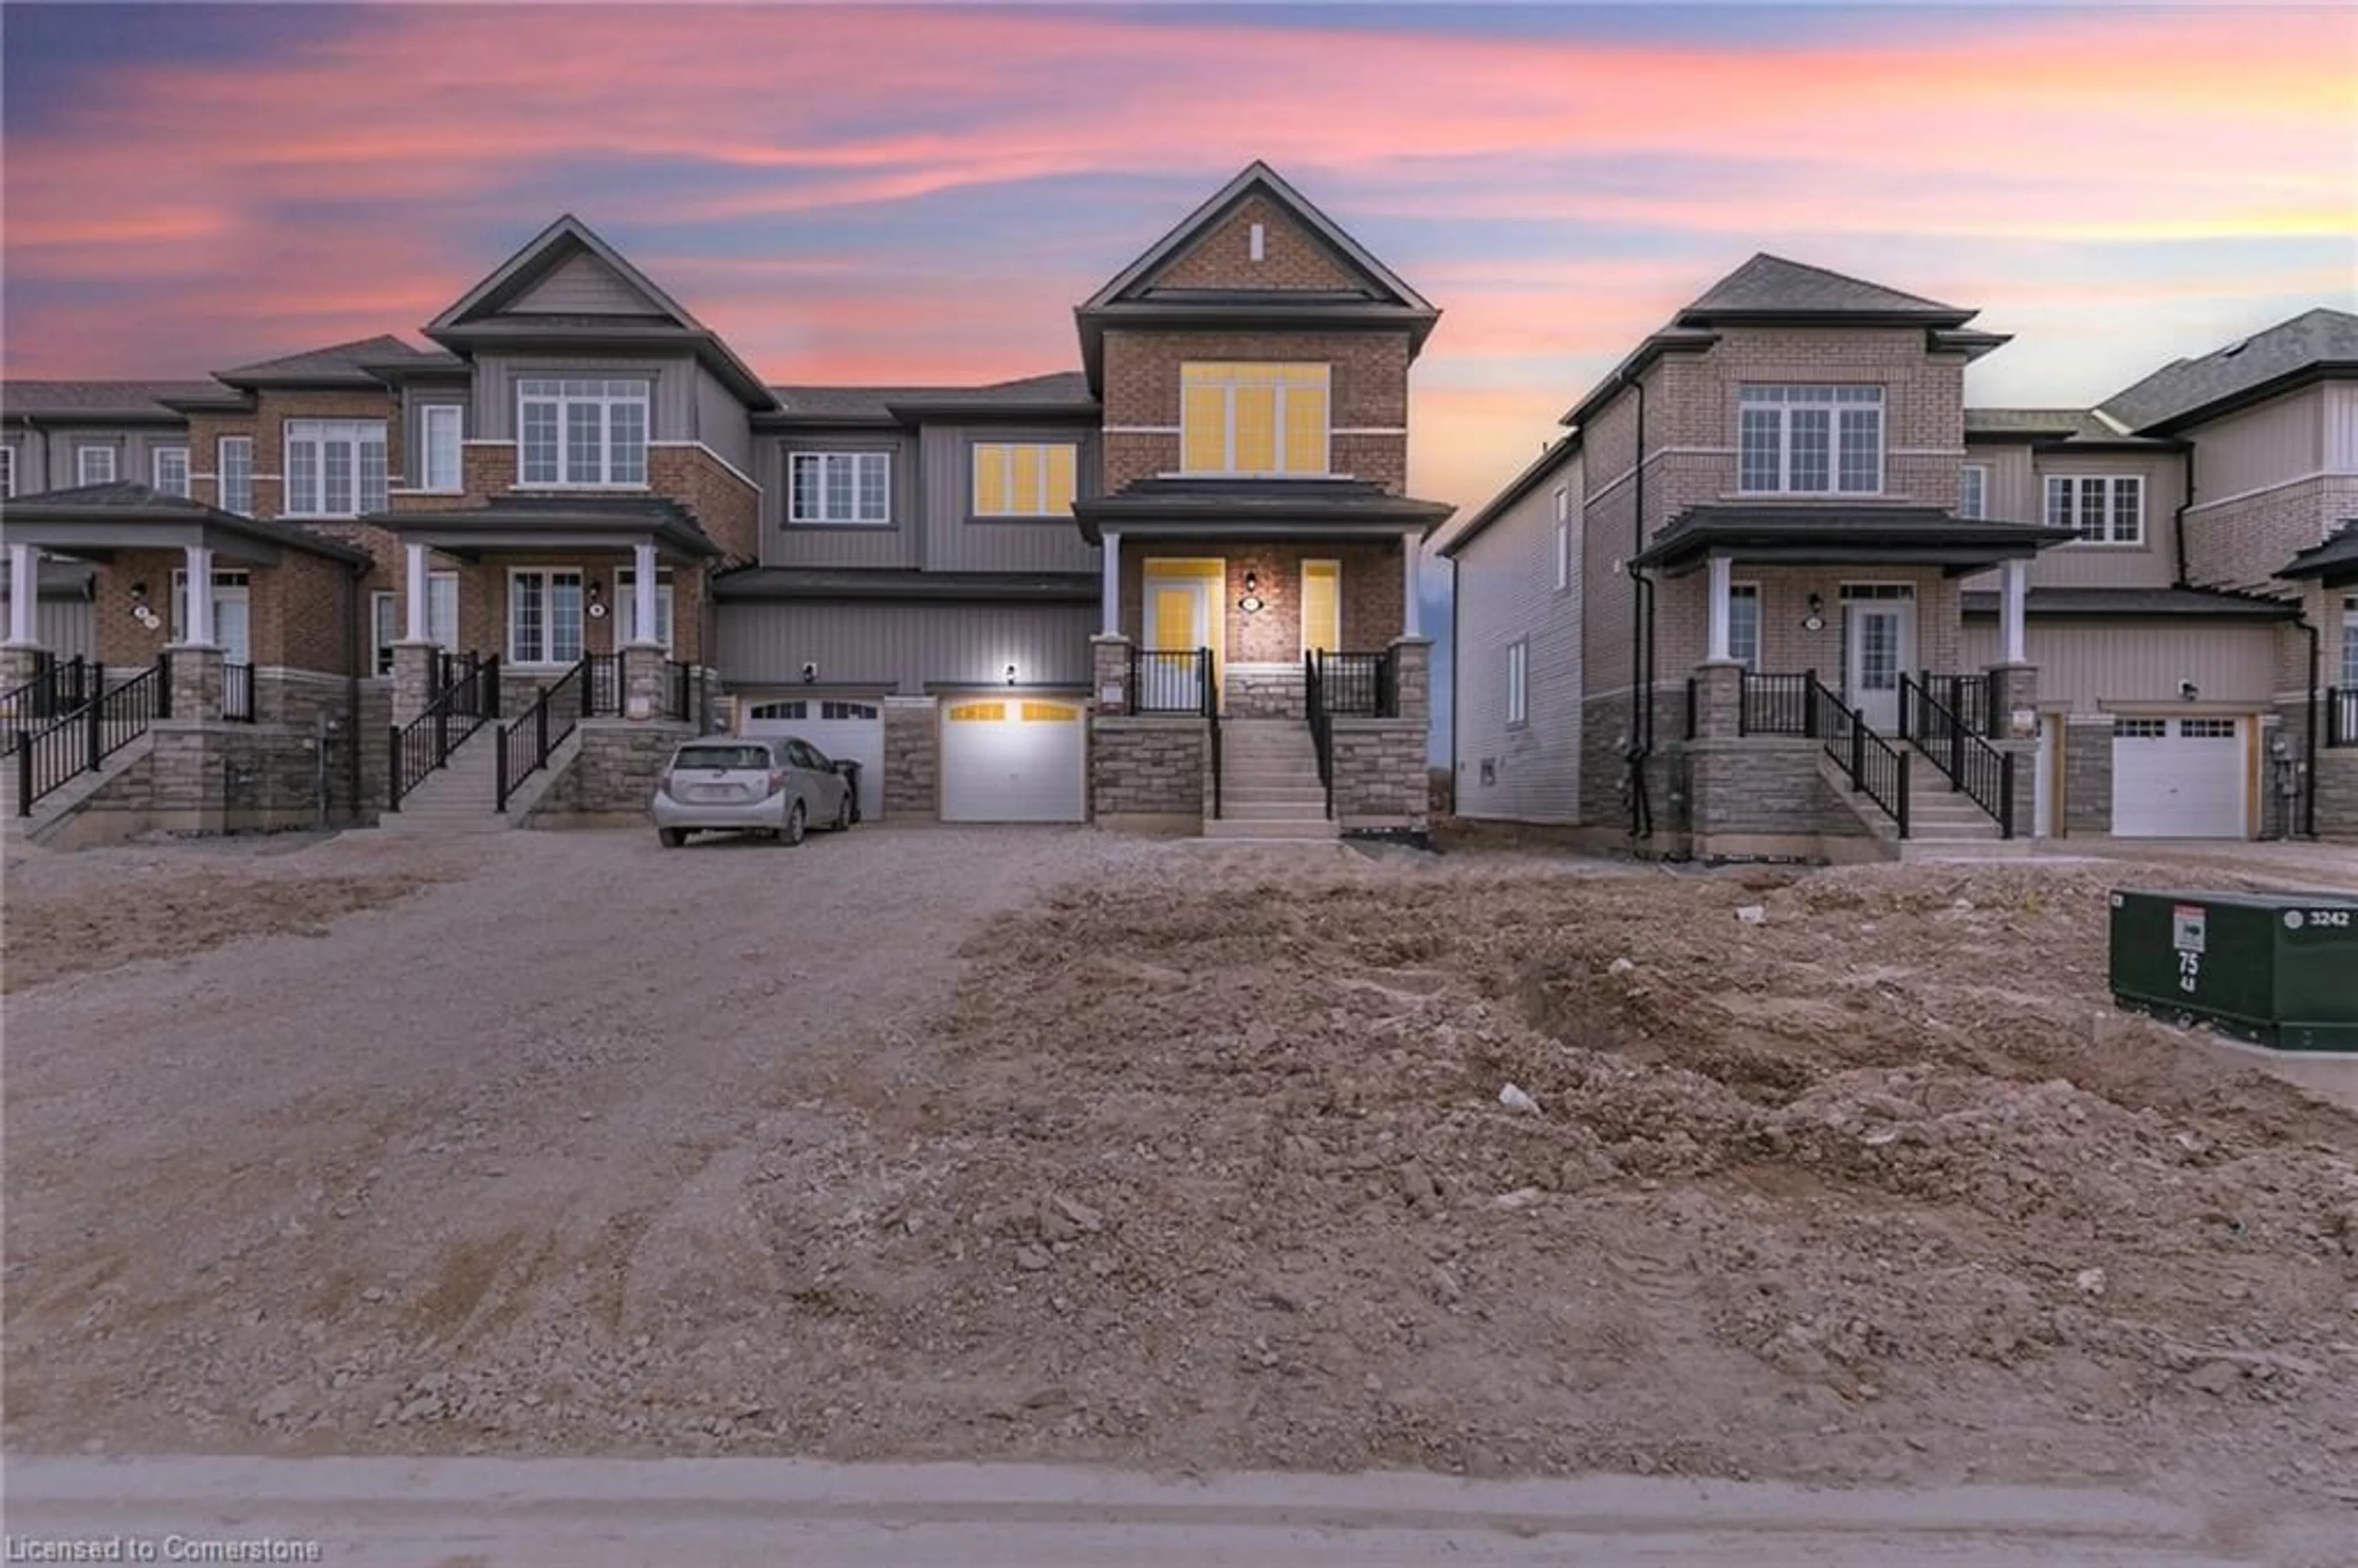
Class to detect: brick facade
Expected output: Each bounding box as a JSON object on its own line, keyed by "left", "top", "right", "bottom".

{"left": 1153, "top": 193, "right": 1363, "bottom": 293}
{"left": 1100, "top": 329, "right": 1409, "bottom": 493}
{"left": 1120, "top": 538, "right": 1405, "bottom": 665}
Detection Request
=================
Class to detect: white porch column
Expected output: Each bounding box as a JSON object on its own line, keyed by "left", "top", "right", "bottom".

{"left": 1402, "top": 538, "right": 1422, "bottom": 638}
{"left": 2001, "top": 557, "right": 2029, "bottom": 666}
{"left": 404, "top": 541, "right": 430, "bottom": 644}
{"left": 1705, "top": 554, "right": 1733, "bottom": 663}
{"left": 1100, "top": 531, "right": 1121, "bottom": 638}
{"left": 182, "top": 543, "right": 216, "bottom": 646}
{"left": 631, "top": 540, "right": 658, "bottom": 642}
{"left": 6, "top": 541, "right": 37, "bottom": 645}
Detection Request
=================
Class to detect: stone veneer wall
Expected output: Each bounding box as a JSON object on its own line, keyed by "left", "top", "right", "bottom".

{"left": 1684, "top": 737, "right": 1866, "bottom": 843}
{"left": 536, "top": 720, "right": 693, "bottom": 820}
{"left": 2316, "top": 748, "right": 2358, "bottom": 841}
{"left": 1092, "top": 717, "right": 1206, "bottom": 823}
{"left": 2061, "top": 715, "right": 2114, "bottom": 835}
{"left": 1329, "top": 718, "right": 1425, "bottom": 829}
{"left": 1225, "top": 664, "right": 1304, "bottom": 719}
{"left": 884, "top": 697, "right": 938, "bottom": 820}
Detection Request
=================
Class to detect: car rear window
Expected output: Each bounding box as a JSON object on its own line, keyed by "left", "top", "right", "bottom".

{"left": 674, "top": 744, "right": 772, "bottom": 771}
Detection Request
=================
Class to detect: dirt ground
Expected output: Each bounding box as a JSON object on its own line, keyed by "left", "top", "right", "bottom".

{"left": 4, "top": 826, "right": 2356, "bottom": 1518}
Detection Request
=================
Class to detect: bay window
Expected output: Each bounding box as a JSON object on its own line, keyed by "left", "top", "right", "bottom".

{"left": 1738, "top": 385, "right": 1883, "bottom": 495}
{"left": 2045, "top": 474, "right": 2142, "bottom": 545}
{"left": 508, "top": 569, "right": 584, "bottom": 667}
{"left": 1180, "top": 362, "right": 1329, "bottom": 476}
{"left": 518, "top": 379, "right": 648, "bottom": 487}
{"left": 286, "top": 419, "right": 388, "bottom": 517}
{"left": 218, "top": 437, "right": 253, "bottom": 514}
{"left": 790, "top": 451, "right": 891, "bottom": 525}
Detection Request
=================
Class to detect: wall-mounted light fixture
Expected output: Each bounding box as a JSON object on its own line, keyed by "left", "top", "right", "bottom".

{"left": 129, "top": 580, "right": 160, "bottom": 629}
{"left": 1237, "top": 569, "right": 1266, "bottom": 615}
{"left": 801, "top": 661, "right": 819, "bottom": 685}
{"left": 585, "top": 581, "right": 607, "bottom": 619}
{"left": 1005, "top": 662, "right": 1019, "bottom": 686}
{"left": 2179, "top": 680, "right": 2201, "bottom": 702}
{"left": 1802, "top": 592, "right": 1826, "bottom": 632}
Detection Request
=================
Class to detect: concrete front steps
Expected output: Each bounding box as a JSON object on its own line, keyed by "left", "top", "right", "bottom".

{"left": 376, "top": 726, "right": 514, "bottom": 835}
{"left": 1205, "top": 718, "right": 1338, "bottom": 841}
{"left": 1824, "top": 750, "right": 2030, "bottom": 861}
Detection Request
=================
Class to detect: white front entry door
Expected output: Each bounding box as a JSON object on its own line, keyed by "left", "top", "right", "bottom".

{"left": 1845, "top": 602, "right": 1912, "bottom": 733}
{"left": 214, "top": 586, "right": 251, "bottom": 666}
{"left": 940, "top": 696, "right": 1086, "bottom": 822}
{"left": 742, "top": 698, "right": 885, "bottom": 820}
{"left": 2111, "top": 716, "right": 2248, "bottom": 838}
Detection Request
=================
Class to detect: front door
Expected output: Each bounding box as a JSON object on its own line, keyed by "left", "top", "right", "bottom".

{"left": 1844, "top": 600, "right": 1911, "bottom": 733}
{"left": 1142, "top": 562, "right": 1220, "bottom": 711}
{"left": 214, "top": 582, "right": 251, "bottom": 666}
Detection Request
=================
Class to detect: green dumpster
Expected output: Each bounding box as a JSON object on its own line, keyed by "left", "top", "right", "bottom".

{"left": 2109, "top": 888, "right": 2358, "bottom": 1052}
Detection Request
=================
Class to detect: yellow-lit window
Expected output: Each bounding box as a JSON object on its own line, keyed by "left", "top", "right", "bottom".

{"left": 1301, "top": 560, "right": 1340, "bottom": 654}
{"left": 1179, "top": 363, "right": 1330, "bottom": 476}
{"left": 973, "top": 442, "right": 1079, "bottom": 516}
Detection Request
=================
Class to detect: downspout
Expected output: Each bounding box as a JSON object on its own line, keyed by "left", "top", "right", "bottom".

{"left": 2171, "top": 443, "right": 2193, "bottom": 588}
{"left": 1449, "top": 545, "right": 1460, "bottom": 810}
{"left": 1622, "top": 370, "right": 1653, "bottom": 842}
{"left": 2298, "top": 612, "right": 2320, "bottom": 840}
{"left": 343, "top": 557, "right": 365, "bottom": 824}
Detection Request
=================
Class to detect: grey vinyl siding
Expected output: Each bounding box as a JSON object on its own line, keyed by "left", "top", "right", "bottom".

{"left": 715, "top": 599, "right": 1096, "bottom": 693}
{"left": 2327, "top": 384, "right": 2358, "bottom": 470}
{"left": 757, "top": 432, "right": 920, "bottom": 569}
{"left": 37, "top": 594, "right": 94, "bottom": 659}
{"left": 1964, "top": 440, "right": 2037, "bottom": 525}
{"left": 922, "top": 423, "right": 1102, "bottom": 573}
{"left": 469, "top": 352, "right": 695, "bottom": 441}
{"left": 507, "top": 252, "right": 667, "bottom": 317}
{"left": 1454, "top": 451, "right": 1582, "bottom": 822}
{"left": 40, "top": 425, "right": 192, "bottom": 492}
{"left": 691, "top": 364, "right": 754, "bottom": 474}
{"left": 2192, "top": 386, "right": 2322, "bottom": 500}
{"left": 2020, "top": 451, "right": 2183, "bottom": 591}
{"left": 400, "top": 386, "right": 473, "bottom": 489}
{"left": 1, "top": 433, "right": 38, "bottom": 495}
{"left": 1959, "top": 619, "right": 2278, "bottom": 711}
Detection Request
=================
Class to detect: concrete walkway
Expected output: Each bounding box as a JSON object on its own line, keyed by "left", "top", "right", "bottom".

{"left": 4, "top": 1456, "right": 2347, "bottom": 1566}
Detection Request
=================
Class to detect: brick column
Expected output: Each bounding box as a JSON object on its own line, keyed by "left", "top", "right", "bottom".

{"left": 1692, "top": 660, "right": 1743, "bottom": 739}
{"left": 168, "top": 643, "right": 224, "bottom": 722}
{"left": 621, "top": 641, "right": 670, "bottom": 720}
{"left": 391, "top": 642, "right": 440, "bottom": 727}
{"left": 1988, "top": 662, "right": 2039, "bottom": 836}
{"left": 1388, "top": 636, "right": 1432, "bottom": 724}
{"left": 1091, "top": 634, "right": 1134, "bottom": 714}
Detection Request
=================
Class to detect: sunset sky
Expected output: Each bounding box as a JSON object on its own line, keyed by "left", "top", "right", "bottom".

{"left": 4, "top": 1, "right": 2353, "bottom": 529}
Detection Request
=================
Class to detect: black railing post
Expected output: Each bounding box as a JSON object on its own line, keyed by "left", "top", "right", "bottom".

{"left": 1999, "top": 750, "right": 2017, "bottom": 838}
{"left": 2330, "top": 688, "right": 2343, "bottom": 747}
{"left": 16, "top": 729, "right": 31, "bottom": 817}
{"left": 1850, "top": 717, "right": 1864, "bottom": 790}
{"left": 85, "top": 670, "right": 103, "bottom": 775}
{"left": 496, "top": 724, "right": 510, "bottom": 814}
{"left": 387, "top": 725, "right": 402, "bottom": 810}
{"left": 1803, "top": 670, "right": 1819, "bottom": 739}
{"left": 1897, "top": 751, "right": 1912, "bottom": 838}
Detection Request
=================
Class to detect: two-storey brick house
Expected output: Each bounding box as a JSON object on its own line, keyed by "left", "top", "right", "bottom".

{"left": 1, "top": 163, "right": 1450, "bottom": 842}
{"left": 1443, "top": 257, "right": 2358, "bottom": 855}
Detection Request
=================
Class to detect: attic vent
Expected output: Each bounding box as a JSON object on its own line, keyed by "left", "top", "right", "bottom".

{"left": 2220, "top": 338, "right": 2248, "bottom": 358}
{"left": 1248, "top": 222, "right": 1266, "bottom": 262}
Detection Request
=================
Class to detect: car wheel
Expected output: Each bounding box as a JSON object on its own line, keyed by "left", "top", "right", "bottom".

{"left": 834, "top": 788, "right": 853, "bottom": 832}
{"left": 782, "top": 800, "right": 807, "bottom": 846}
{"left": 659, "top": 828, "right": 687, "bottom": 848}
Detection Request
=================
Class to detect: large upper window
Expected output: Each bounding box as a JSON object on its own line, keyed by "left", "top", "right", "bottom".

{"left": 973, "top": 443, "right": 1078, "bottom": 517}
{"left": 420, "top": 404, "right": 464, "bottom": 492}
{"left": 2045, "top": 474, "right": 2142, "bottom": 545}
{"left": 790, "top": 451, "right": 891, "bottom": 526}
{"left": 286, "top": 419, "right": 387, "bottom": 517}
{"left": 508, "top": 568, "right": 583, "bottom": 666}
{"left": 217, "top": 437, "right": 252, "bottom": 515}
{"left": 77, "top": 446, "right": 115, "bottom": 486}
{"left": 1181, "top": 362, "right": 1329, "bottom": 476}
{"left": 1958, "top": 464, "right": 1988, "bottom": 520}
{"left": 1738, "top": 385, "right": 1883, "bottom": 495}
{"left": 518, "top": 379, "right": 648, "bottom": 487}
{"left": 152, "top": 446, "right": 189, "bottom": 498}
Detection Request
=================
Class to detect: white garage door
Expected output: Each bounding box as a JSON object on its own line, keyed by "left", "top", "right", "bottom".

{"left": 2112, "top": 716, "right": 2247, "bottom": 838}
{"left": 742, "top": 698, "right": 885, "bottom": 821}
{"left": 940, "top": 697, "right": 1086, "bottom": 823}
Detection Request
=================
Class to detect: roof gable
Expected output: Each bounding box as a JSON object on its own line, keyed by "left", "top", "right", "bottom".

{"left": 1080, "top": 163, "right": 1433, "bottom": 314}
{"left": 1678, "top": 254, "right": 1973, "bottom": 325}
{"left": 2099, "top": 307, "right": 2358, "bottom": 433}
{"left": 427, "top": 215, "right": 699, "bottom": 333}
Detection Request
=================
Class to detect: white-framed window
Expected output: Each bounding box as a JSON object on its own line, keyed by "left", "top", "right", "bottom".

{"left": 2045, "top": 474, "right": 2142, "bottom": 545}
{"left": 2341, "top": 596, "right": 2358, "bottom": 689}
{"left": 1506, "top": 638, "right": 1529, "bottom": 728}
{"left": 1729, "top": 583, "right": 1762, "bottom": 671}
{"left": 286, "top": 419, "right": 387, "bottom": 518}
{"left": 370, "top": 573, "right": 459, "bottom": 675}
{"left": 217, "top": 437, "right": 252, "bottom": 515}
{"left": 614, "top": 567, "right": 675, "bottom": 651}
{"left": 507, "top": 568, "right": 584, "bottom": 667}
{"left": 0, "top": 445, "right": 15, "bottom": 499}
{"left": 1958, "top": 464, "right": 1988, "bottom": 520}
{"left": 1180, "top": 362, "right": 1329, "bottom": 476}
{"left": 419, "top": 404, "right": 464, "bottom": 492}
{"left": 971, "top": 443, "right": 1078, "bottom": 517}
{"left": 518, "top": 378, "right": 648, "bottom": 487}
{"left": 152, "top": 446, "right": 189, "bottom": 498}
{"left": 789, "top": 451, "right": 892, "bottom": 526}
{"left": 1738, "top": 385, "right": 1883, "bottom": 495}
{"left": 77, "top": 445, "right": 116, "bottom": 486}
{"left": 1553, "top": 486, "right": 1570, "bottom": 592}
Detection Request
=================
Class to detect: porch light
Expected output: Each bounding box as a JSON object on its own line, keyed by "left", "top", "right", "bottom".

{"left": 586, "top": 581, "right": 607, "bottom": 620}
{"left": 1005, "top": 663, "right": 1019, "bottom": 685}
{"left": 1804, "top": 592, "right": 1826, "bottom": 632}
{"left": 1238, "top": 571, "right": 1266, "bottom": 614}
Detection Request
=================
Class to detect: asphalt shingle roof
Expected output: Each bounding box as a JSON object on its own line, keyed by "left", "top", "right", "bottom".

{"left": 0, "top": 482, "right": 372, "bottom": 562}
{"left": 0, "top": 381, "right": 223, "bottom": 418}
{"left": 2100, "top": 308, "right": 2358, "bottom": 433}
{"left": 1958, "top": 586, "right": 2298, "bottom": 620}
{"left": 1681, "top": 254, "right": 1967, "bottom": 320}
{"left": 766, "top": 371, "right": 1094, "bottom": 422}
{"left": 217, "top": 335, "right": 433, "bottom": 384}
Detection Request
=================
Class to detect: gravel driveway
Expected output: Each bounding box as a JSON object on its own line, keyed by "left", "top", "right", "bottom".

{"left": 1, "top": 822, "right": 1164, "bottom": 1451}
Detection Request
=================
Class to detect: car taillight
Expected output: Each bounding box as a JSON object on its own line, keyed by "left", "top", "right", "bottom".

{"left": 767, "top": 768, "right": 790, "bottom": 794}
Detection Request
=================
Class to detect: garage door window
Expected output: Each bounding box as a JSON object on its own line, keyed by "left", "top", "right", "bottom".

{"left": 2116, "top": 718, "right": 2166, "bottom": 739}
{"left": 2179, "top": 718, "right": 2237, "bottom": 739}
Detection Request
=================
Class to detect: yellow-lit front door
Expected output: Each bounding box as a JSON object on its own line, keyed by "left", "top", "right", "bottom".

{"left": 1302, "top": 559, "right": 1340, "bottom": 655}
{"left": 1142, "top": 559, "right": 1223, "bottom": 711}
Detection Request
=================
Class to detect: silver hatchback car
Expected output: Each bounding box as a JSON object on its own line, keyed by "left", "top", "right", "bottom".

{"left": 650, "top": 736, "right": 854, "bottom": 847}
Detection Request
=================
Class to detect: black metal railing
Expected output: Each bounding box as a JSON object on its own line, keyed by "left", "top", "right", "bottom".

{"left": 1899, "top": 675, "right": 2015, "bottom": 836}
{"left": 15, "top": 656, "right": 172, "bottom": 817}
{"left": 496, "top": 656, "right": 589, "bottom": 813}
{"left": 1129, "top": 647, "right": 1213, "bottom": 715}
{"left": 223, "top": 660, "right": 256, "bottom": 723}
{"left": 1305, "top": 651, "right": 1334, "bottom": 818}
{"left": 387, "top": 652, "right": 499, "bottom": 810}
{"left": 1, "top": 654, "right": 92, "bottom": 755}
{"left": 1684, "top": 677, "right": 1699, "bottom": 741}
{"left": 1917, "top": 670, "right": 1998, "bottom": 739}
{"left": 1208, "top": 700, "right": 1223, "bottom": 820}
{"left": 665, "top": 660, "right": 716, "bottom": 726}
{"left": 1808, "top": 675, "right": 1909, "bottom": 837}
{"left": 1315, "top": 649, "right": 1396, "bottom": 718}
{"left": 2329, "top": 687, "right": 2358, "bottom": 748}
{"left": 1738, "top": 670, "right": 1814, "bottom": 735}
{"left": 586, "top": 652, "right": 621, "bottom": 717}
